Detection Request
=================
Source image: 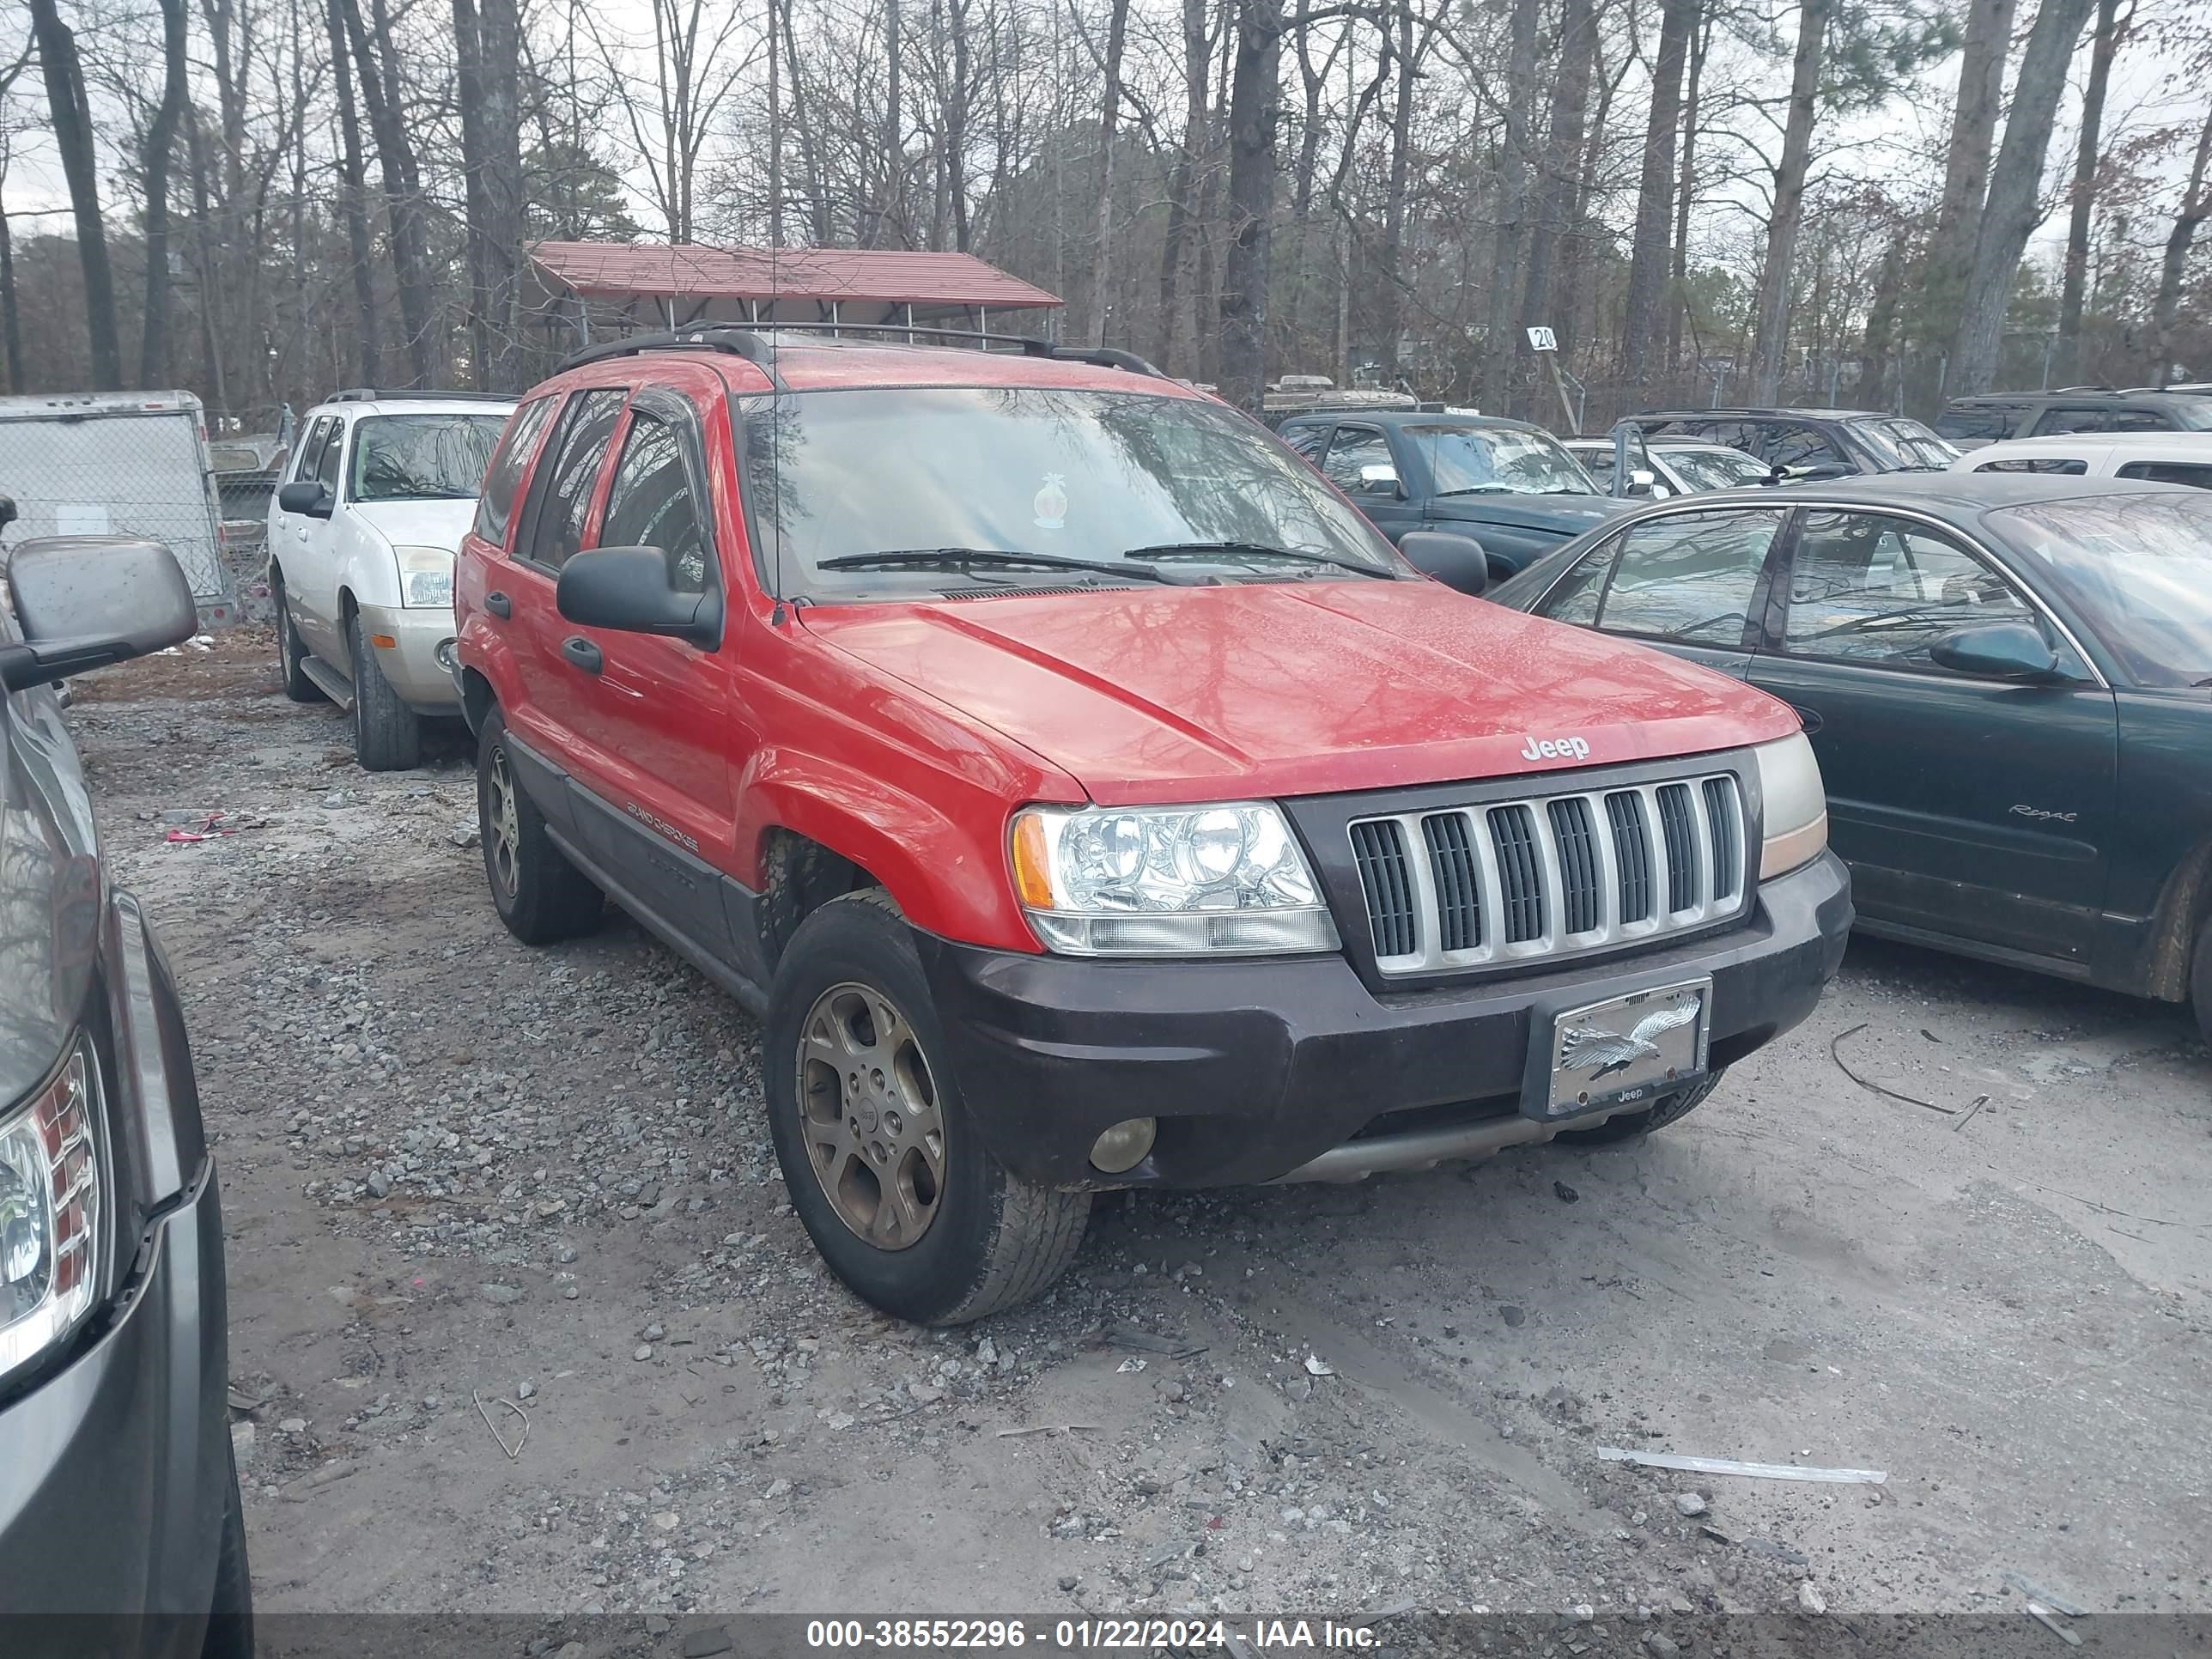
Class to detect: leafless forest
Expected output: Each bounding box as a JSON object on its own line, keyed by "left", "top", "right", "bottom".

{"left": 3, "top": 0, "right": 2210, "bottom": 426}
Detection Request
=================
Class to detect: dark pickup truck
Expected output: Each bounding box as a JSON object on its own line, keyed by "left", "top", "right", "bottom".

{"left": 1277, "top": 410, "right": 1631, "bottom": 581}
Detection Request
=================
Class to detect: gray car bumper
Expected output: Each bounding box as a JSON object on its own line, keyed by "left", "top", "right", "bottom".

{"left": 0, "top": 1160, "right": 229, "bottom": 1640}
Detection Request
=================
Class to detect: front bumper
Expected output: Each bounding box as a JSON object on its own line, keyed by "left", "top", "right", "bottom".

{"left": 0, "top": 1163, "right": 230, "bottom": 1642}
{"left": 0, "top": 893, "right": 234, "bottom": 1650}
{"left": 920, "top": 849, "right": 1850, "bottom": 1188}
{"left": 356, "top": 599, "right": 459, "bottom": 712}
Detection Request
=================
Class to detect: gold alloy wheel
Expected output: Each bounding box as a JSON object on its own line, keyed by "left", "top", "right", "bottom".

{"left": 486, "top": 744, "right": 522, "bottom": 896}
{"left": 796, "top": 981, "right": 946, "bottom": 1249}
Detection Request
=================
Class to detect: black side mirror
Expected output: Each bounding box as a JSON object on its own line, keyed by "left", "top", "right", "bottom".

{"left": 1399, "top": 530, "right": 1490, "bottom": 597}
{"left": 1929, "top": 622, "right": 2063, "bottom": 682}
{"left": 1, "top": 537, "right": 198, "bottom": 692}
{"left": 556, "top": 546, "right": 721, "bottom": 649}
{"left": 0, "top": 495, "right": 16, "bottom": 531}
{"left": 277, "top": 480, "right": 334, "bottom": 519}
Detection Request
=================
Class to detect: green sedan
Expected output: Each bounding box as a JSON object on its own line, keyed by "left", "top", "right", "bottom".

{"left": 1490, "top": 472, "right": 2212, "bottom": 1042}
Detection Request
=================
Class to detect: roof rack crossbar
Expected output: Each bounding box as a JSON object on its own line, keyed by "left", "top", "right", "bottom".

{"left": 556, "top": 329, "right": 781, "bottom": 375}
{"left": 555, "top": 321, "right": 1167, "bottom": 380}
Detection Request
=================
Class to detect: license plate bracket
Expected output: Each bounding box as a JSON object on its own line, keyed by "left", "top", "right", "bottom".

{"left": 1521, "top": 975, "right": 1712, "bottom": 1122}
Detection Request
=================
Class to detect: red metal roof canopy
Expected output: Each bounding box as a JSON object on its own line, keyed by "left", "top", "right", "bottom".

{"left": 529, "top": 241, "right": 1060, "bottom": 312}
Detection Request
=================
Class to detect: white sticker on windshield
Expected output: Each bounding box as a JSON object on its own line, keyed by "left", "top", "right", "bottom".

{"left": 1033, "top": 473, "right": 1068, "bottom": 531}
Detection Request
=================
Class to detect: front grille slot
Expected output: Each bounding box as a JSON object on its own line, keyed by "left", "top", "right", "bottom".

{"left": 1657, "top": 783, "right": 1700, "bottom": 912}
{"left": 1487, "top": 805, "right": 1545, "bottom": 944}
{"left": 1421, "top": 813, "right": 1483, "bottom": 952}
{"left": 1347, "top": 768, "right": 1747, "bottom": 975}
{"left": 1705, "top": 777, "right": 1741, "bottom": 901}
{"left": 1351, "top": 817, "right": 1417, "bottom": 959}
{"left": 1607, "top": 791, "right": 1653, "bottom": 924}
{"left": 1548, "top": 796, "right": 1602, "bottom": 935}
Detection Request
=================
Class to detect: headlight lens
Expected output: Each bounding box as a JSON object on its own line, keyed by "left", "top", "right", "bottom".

{"left": 394, "top": 544, "right": 455, "bottom": 609}
{"left": 1, "top": 1046, "right": 104, "bottom": 1383}
{"left": 1754, "top": 732, "right": 1829, "bottom": 878}
{"left": 1011, "top": 802, "right": 1340, "bottom": 957}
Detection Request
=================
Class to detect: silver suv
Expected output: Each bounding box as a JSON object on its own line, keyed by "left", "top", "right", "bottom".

{"left": 267, "top": 390, "right": 513, "bottom": 769}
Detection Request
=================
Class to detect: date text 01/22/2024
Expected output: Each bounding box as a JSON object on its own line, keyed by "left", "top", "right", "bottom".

{"left": 804, "top": 1619, "right": 1382, "bottom": 1650}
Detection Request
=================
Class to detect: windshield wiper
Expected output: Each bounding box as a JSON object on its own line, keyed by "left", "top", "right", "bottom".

{"left": 1120, "top": 540, "right": 1395, "bottom": 580}
{"left": 817, "top": 547, "right": 1182, "bottom": 585}
{"left": 1433, "top": 484, "right": 1517, "bottom": 496}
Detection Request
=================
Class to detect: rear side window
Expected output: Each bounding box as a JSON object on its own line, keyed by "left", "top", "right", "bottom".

{"left": 516, "top": 388, "right": 627, "bottom": 572}
{"left": 2108, "top": 408, "right": 2176, "bottom": 433}
{"left": 2116, "top": 459, "right": 2212, "bottom": 489}
{"left": 1281, "top": 424, "right": 1330, "bottom": 463}
{"left": 1936, "top": 407, "right": 2017, "bottom": 441}
{"left": 472, "top": 395, "right": 559, "bottom": 549}
{"left": 2033, "top": 407, "right": 2109, "bottom": 435}
{"left": 597, "top": 410, "right": 712, "bottom": 594}
{"left": 1589, "top": 509, "right": 1784, "bottom": 647}
{"left": 1974, "top": 457, "right": 2088, "bottom": 476}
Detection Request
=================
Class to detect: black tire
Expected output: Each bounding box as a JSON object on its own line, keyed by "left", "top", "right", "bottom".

{"left": 347, "top": 612, "right": 422, "bottom": 771}
{"left": 476, "top": 708, "right": 602, "bottom": 945}
{"left": 764, "top": 889, "right": 1090, "bottom": 1325}
{"left": 1553, "top": 1071, "right": 1725, "bottom": 1146}
{"left": 2191, "top": 920, "right": 2212, "bottom": 1049}
{"left": 273, "top": 574, "right": 319, "bottom": 703}
{"left": 199, "top": 1442, "right": 254, "bottom": 1659}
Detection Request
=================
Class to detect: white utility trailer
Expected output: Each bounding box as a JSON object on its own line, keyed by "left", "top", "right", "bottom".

{"left": 0, "top": 391, "right": 236, "bottom": 625}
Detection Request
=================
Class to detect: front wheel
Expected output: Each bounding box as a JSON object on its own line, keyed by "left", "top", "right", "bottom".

{"left": 1553, "top": 1071, "right": 1725, "bottom": 1146}
{"left": 764, "top": 890, "right": 1090, "bottom": 1325}
{"left": 347, "top": 615, "right": 422, "bottom": 771}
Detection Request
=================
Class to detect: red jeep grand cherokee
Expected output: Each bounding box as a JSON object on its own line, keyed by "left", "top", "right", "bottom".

{"left": 451, "top": 328, "right": 1850, "bottom": 1324}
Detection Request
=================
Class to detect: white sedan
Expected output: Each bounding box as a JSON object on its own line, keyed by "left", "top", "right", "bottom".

{"left": 1948, "top": 430, "right": 2212, "bottom": 490}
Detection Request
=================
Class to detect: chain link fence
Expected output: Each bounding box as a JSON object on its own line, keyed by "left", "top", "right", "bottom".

{"left": 0, "top": 393, "right": 240, "bottom": 624}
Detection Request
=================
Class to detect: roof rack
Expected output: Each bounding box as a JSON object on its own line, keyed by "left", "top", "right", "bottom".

{"left": 555, "top": 322, "right": 1166, "bottom": 380}
{"left": 329, "top": 387, "right": 514, "bottom": 403}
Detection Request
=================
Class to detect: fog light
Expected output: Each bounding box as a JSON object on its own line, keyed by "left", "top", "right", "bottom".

{"left": 1089, "top": 1117, "right": 1157, "bottom": 1175}
{"left": 434, "top": 638, "right": 459, "bottom": 672}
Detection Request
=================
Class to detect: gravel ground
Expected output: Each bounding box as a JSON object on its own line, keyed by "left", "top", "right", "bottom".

{"left": 62, "top": 629, "right": 2212, "bottom": 1636}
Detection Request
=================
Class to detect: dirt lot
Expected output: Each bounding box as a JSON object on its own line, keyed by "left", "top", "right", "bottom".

{"left": 64, "top": 629, "right": 2212, "bottom": 1632}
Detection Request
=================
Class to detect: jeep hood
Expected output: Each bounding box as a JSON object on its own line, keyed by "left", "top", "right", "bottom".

{"left": 1424, "top": 494, "right": 1630, "bottom": 536}
{"left": 800, "top": 580, "right": 1798, "bottom": 805}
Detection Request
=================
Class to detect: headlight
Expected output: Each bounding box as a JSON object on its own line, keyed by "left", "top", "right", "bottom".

{"left": 1010, "top": 802, "right": 1340, "bottom": 957}
{"left": 1, "top": 1045, "right": 104, "bottom": 1384}
{"left": 1754, "top": 732, "right": 1829, "bottom": 878}
{"left": 394, "top": 544, "right": 454, "bottom": 609}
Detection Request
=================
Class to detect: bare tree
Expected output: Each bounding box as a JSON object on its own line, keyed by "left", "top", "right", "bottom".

{"left": 29, "top": 0, "right": 123, "bottom": 388}
{"left": 1747, "top": 0, "right": 1829, "bottom": 402}
{"left": 1907, "top": 0, "right": 2016, "bottom": 411}
{"left": 1620, "top": 0, "right": 1697, "bottom": 390}
{"left": 2151, "top": 101, "right": 2212, "bottom": 384}
{"left": 2056, "top": 0, "right": 2128, "bottom": 382}
{"left": 1952, "top": 0, "right": 2100, "bottom": 394}
{"left": 1483, "top": 0, "right": 1539, "bottom": 410}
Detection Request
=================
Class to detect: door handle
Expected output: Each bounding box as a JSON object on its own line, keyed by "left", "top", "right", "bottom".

{"left": 1789, "top": 702, "right": 1824, "bottom": 735}
{"left": 561, "top": 636, "right": 603, "bottom": 674}
{"left": 483, "top": 591, "right": 512, "bottom": 619}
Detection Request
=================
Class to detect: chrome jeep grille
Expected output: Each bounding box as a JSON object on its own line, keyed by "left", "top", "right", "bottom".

{"left": 1347, "top": 773, "right": 1748, "bottom": 975}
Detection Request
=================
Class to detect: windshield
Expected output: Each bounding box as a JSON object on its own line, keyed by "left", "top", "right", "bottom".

{"left": 349, "top": 414, "right": 506, "bottom": 502}
{"left": 1412, "top": 424, "right": 1598, "bottom": 495}
{"left": 1990, "top": 492, "right": 2212, "bottom": 686}
{"left": 738, "top": 387, "right": 1402, "bottom": 596}
{"left": 1850, "top": 417, "right": 1958, "bottom": 471}
{"left": 1665, "top": 447, "right": 1773, "bottom": 491}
